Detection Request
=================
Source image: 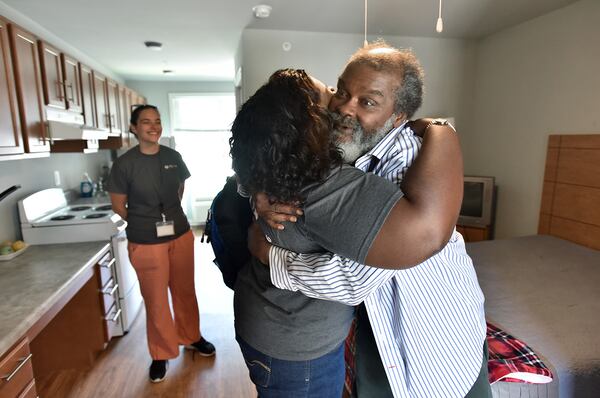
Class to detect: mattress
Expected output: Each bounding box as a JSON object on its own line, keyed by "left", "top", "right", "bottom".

{"left": 466, "top": 235, "right": 600, "bottom": 398}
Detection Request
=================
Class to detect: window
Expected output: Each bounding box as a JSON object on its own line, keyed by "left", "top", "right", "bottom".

{"left": 169, "top": 93, "right": 236, "bottom": 224}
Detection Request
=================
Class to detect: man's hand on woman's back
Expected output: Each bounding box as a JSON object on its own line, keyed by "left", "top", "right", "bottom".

{"left": 253, "top": 192, "right": 303, "bottom": 230}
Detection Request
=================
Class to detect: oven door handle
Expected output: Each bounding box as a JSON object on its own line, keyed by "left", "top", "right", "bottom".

{"left": 102, "top": 283, "right": 119, "bottom": 296}
{"left": 106, "top": 308, "right": 122, "bottom": 323}
{"left": 101, "top": 258, "right": 116, "bottom": 270}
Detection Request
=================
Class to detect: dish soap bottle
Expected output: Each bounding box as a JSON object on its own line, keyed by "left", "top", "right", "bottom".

{"left": 80, "top": 173, "right": 94, "bottom": 198}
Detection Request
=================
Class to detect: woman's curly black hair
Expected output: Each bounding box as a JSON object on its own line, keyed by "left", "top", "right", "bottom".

{"left": 230, "top": 69, "right": 343, "bottom": 203}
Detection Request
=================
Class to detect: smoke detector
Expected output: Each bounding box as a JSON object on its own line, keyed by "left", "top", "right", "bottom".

{"left": 252, "top": 4, "right": 272, "bottom": 18}
{"left": 144, "top": 41, "right": 163, "bottom": 51}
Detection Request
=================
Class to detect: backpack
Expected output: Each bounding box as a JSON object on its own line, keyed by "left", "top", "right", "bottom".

{"left": 202, "top": 176, "right": 253, "bottom": 289}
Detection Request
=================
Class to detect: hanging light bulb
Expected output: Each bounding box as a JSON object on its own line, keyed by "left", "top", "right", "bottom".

{"left": 436, "top": 0, "right": 443, "bottom": 33}
{"left": 364, "top": 0, "right": 368, "bottom": 46}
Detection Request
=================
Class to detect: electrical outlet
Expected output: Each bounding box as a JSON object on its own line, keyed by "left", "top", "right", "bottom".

{"left": 54, "top": 170, "right": 61, "bottom": 186}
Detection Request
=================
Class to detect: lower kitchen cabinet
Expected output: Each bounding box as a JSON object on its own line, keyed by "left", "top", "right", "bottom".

{"left": 0, "top": 244, "right": 116, "bottom": 398}
{"left": 15, "top": 380, "right": 36, "bottom": 398}
{"left": 0, "top": 339, "right": 36, "bottom": 398}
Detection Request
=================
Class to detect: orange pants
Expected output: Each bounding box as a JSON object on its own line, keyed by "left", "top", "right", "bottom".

{"left": 128, "top": 230, "right": 201, "bottom": 360}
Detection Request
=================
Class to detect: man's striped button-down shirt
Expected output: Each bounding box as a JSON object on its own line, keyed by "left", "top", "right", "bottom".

{"left": 270, "top": 123, "right": 487, "bottom": 398}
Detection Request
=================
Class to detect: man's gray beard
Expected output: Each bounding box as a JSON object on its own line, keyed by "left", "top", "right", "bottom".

{"left": 334, "top": 115, "right": 396, "bottom": 164}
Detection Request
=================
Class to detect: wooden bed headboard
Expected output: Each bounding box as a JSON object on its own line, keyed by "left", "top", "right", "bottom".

{"left": 538, "top": 134, "right": 600, "bottom": 250}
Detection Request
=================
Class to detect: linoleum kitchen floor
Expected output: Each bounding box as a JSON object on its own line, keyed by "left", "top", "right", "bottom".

{"left": 39, "top": 230, "right": 256, "bottom": 398}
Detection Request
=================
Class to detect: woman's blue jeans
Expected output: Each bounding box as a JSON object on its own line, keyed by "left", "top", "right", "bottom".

{"left": 236, "top": 335, "right": 345, "bottom": 398}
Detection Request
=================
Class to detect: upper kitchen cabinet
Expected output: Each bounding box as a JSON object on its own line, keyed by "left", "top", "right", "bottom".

{"left": 61, "top": 53, "right": 83, "bottom": 113}
{"left": 79, "top": 63, "right": 96, "bottom": 127}
{"left": 92, "top": 71, "right": 109, "bottom": 132}
{"left": 0, "top": 17, "right": 23, "bottom": 155}
{"left": 39, "top": 42, "right": 83, "bottom": 114}
{"left": 8, "top": 24, "right": 49, "bottom": 153}
{"left": 120, "top": 85, "right": 133, "bottom": 147}
{"left": 38, "top": 41, "right": 66, "bottom": 110}
{"left": 106, "top": 79, "right": 121, "bottom": 136}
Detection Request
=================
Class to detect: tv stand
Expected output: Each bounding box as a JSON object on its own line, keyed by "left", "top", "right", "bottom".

{"left": 456, "top": 224, "right": 492, "bottom": 242}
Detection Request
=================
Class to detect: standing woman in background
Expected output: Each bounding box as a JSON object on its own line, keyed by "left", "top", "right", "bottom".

{"left": 108, "top": 105, "right": 215, "bottom": 383}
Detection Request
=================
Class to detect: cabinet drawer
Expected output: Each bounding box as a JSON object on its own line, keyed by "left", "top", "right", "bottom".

{"left": 97, "top": 252, "right": 115, "bottom": 286}
{"left": 17, "top": 379, "right": 37, "bottom": 398}
{"left": 99, "top": 278, "right": 118, "bottom": 315}
{"left": 104, "top": 303, "right": 122, "bottom": 342}
{"left": 0, "top": 339, "right": 34, "bottom": 398}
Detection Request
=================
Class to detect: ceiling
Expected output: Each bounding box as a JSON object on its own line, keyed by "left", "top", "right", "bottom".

{"left": 1, "top": 0, "right": 580, "bottom": 81}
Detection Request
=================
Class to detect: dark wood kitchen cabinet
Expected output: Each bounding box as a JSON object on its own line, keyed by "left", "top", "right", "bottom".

{"left": 92, "top": 71, "right": 109, "bottom": 131}
{"left": 61, "top": 53, "right": 83, "bottom": 113}
{"left": 0, "top": 243, "right": 113, "bottom": 398}
{"left": 26, "top": 245, "right": 110, "bottom": 397}
{"left": 0, "top": 338, "right": 37, "bottom": 398}
{"left": 79, "top": 63, "right": 96, "bottom": 127}
{"left": 38, "top": 41, "right": 66, "bottom": 110}
{"left": 8, "top": 23, "right": 49, "bottom": 153}
{"left": 38, "top": 42, "right": 83, "bottom": 114}
{"left": 120, "top": 85, "right": 133, "bottom": 147}
{"left": 106, "top": 79, "right": 122, "bottom": 136}
{"left": 0, "top": 18, "right": 23, "bottom": 155}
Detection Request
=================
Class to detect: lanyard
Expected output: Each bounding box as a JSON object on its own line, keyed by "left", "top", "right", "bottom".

{"left": 150, "top": 147, "right": 167, "bottom": 219}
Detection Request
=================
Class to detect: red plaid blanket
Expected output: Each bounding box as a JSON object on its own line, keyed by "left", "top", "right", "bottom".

{"left": 487, "top": 322, "right": 553, "bottom": 384}
{"left": 344, "top": 319, "right": 357, "bottom": 396}
{"left": 343, "top": 320, "right": 552, "bottom": 395}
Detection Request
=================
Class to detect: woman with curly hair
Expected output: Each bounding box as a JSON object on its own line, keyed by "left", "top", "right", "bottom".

{"left": 229, "top": 68, "right": 462, "bottom": 397}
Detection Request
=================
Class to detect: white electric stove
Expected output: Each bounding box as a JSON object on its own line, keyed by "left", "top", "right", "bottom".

{"left": 18, "top": 188, "right": 143, "bottom": 335}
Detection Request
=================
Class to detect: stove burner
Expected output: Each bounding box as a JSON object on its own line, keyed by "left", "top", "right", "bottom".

{"left": 93, "top": 205, "right": 113, "bottom": 211}
{"left": 84, "top": 213, "right": 108, "bottom": 219}
{"left": 69, "top": 206, "right": 92, "bottom": 211}
{"left": 51, "top": 215, "right": 75, "bottom": 221}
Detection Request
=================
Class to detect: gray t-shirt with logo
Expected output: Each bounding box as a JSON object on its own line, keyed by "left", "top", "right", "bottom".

{"left": 108, "top": 145, "right": 191, "bottom": 244}
{"left": 234, "top": 165, "right": 403, "bottom": 360}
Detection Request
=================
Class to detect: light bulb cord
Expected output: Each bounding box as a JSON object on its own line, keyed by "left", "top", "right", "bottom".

{"left": 436, "top": 0, "right": 444, "bottom": 33}
{"left": 364, "top": 0, "right": 368, "bottom": 46}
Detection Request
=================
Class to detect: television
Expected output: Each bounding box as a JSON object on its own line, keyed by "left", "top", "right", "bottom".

{"left": 458, "top": 176, "right": 496, "bottom": 228}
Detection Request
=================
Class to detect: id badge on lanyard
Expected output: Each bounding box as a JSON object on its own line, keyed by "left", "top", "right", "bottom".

{"left": 156, "top": 212, "right": 175, "bottom": 237}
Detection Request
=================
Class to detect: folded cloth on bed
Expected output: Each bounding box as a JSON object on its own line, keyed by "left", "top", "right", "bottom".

{"left": 487, "top": 322, "right": 553, "bottom": 384}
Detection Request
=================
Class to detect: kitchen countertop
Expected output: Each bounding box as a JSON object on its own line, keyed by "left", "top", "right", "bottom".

{"left": 0, "top": 241, "right": 109, "bottom": 356}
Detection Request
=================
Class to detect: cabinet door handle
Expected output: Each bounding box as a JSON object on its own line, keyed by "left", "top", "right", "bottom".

{"left": 106, "top": 308, "right": 122, "bottom": 323}
{"left": 1, "top": 353, "right": 33, "bottom": 382}
{"left": 66, "top": 83, "right": 75, "bottom": 102}
{"left": 102, "top": 283, "right": 119, "bottom": 296}
{"left": 55, "top": 81, "right": 64, "bottom": 101}
{"left": 100, "top": 258, "right": 116, "bottom": 270}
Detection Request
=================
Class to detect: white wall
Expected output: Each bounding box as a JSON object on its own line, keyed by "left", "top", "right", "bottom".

{"left": 464, "top": 0, "right": 600, "bottom": 238}
{"left": 0, "top": 152, "right": 111, "bottom": 242}
{"left": 125, "top": 81, "right": 234, "bottom": 135}
{"left": 239, "top": 29, "right": 476, "bottom": 124}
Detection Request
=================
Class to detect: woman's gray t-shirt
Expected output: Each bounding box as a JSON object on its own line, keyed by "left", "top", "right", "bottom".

{"left": 234, "top": 165, "right": 403, "bottom": 360}
{"left": 107, "top": 145, "right": 191, "bottom": 244}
